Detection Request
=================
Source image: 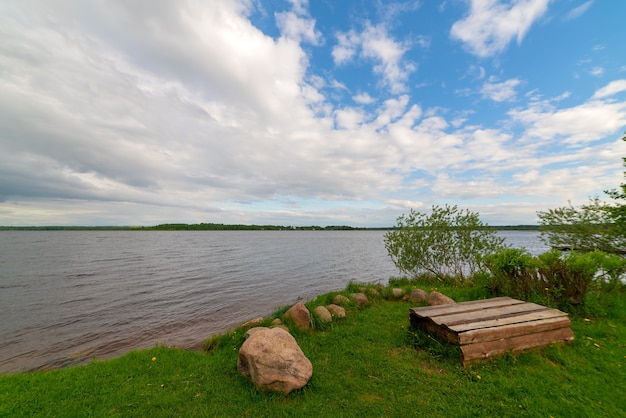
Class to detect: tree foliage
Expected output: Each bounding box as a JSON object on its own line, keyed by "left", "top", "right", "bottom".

{"left": 538, "top": 132, "right": 626, "bottom": 254}
{"left": 537, "top": 198, "right": 626, "bottom": 253}
{"left": 384, "top": 204, "right": 506, "bottom": 281}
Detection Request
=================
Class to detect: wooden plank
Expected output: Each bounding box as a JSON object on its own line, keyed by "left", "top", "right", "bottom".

{"left": 411, "top": 317, "right": 460, "bottom": 344}
{"left": 457, "top": 316, "right": 572, "bottom": 345}
{"left": 450, "top": 309, "right": 569, "bottom": 333}
{"left": 427, "top": 303, "right": 549, "bottom": 327}
{"left": 460, "top": 327, "right": 575, "bottom": 367}
{"left": 410, "top": 297, "right": 521, "bottom": 318}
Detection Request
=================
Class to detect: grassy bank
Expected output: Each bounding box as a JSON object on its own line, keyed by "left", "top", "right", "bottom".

{"left": 1, "top": 281, "right": 624, "bottom": 417}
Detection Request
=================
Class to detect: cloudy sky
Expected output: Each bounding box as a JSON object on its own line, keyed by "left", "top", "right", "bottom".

{"left": 1, "top": 0, "right": 625, "bottom": 227}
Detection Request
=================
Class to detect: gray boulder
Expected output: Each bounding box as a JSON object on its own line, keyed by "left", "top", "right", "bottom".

{"left": 326, "top": 304, "right": 346, "bottom": 318}
{"left": 368, "top": 288, "right": 380, "bottom": 298}
{"left": 351, "top": 292, "right": 369, "bottom": 307}
{"left": 244, "top": 326, "right": 269, "bottom": 340}
{"left": 284, "top": 302, "right": 311, "bottom": 330}
{"left": 409, "top": 289, "right": 428, "bottom": 304}
{"left": 313, "top": 306, "right": 332, "bottom": 323}
{"left": 237, "top": 327, "right": 312, "bottom": 394}
{"left": 332, "top": 294, "right": 351, "bottom": 306}
{"left": 428, "top": 291, "right": 455, "bottom": 306}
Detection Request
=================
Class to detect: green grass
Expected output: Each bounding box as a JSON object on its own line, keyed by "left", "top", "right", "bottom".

{"left": 1, "top": 282, "right": 625, "bottom": 417}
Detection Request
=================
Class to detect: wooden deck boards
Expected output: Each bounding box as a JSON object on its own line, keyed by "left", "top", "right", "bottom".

{"left": 409, "top": 297, "right": 574, "bottom": 367}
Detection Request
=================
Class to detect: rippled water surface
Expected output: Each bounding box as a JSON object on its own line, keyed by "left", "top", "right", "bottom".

{"left": 0, "top": 230, "right": 546, "bottom": 373}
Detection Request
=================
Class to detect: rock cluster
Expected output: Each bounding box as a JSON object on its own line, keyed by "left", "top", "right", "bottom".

{"left": 235, "top": 286, "right": 454, "bottom": 394}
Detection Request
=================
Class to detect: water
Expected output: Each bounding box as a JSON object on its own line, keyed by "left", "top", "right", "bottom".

{"left": 0, "top": 230, "right": 545, "bottom": 373}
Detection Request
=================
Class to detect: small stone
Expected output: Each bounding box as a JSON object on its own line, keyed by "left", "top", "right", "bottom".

{"left": 313, "top": 306, "right": 332, "bottom": 323}
{"left": 326, "top": 304, "right": 346, "bottom": 318}
{"left": 391, "top": 288, "right": 404, "bottom": 299}
{"left": 271, "top": 318, "right": 282, "bottom": 326}
{"left": 351, "top": 292, "right": 369, "bottom": 307}
{"left": 241, "top": 317, "right": 264, "bottom": 329}
{"left": 332, "top": 294, "right": 351, "bottom": 306}
{"left": 368, "top": 288, "right": 380, "bottom": 297}
{"left": 284, "top": 302, "right": 311, "bottom": 330}
{"left": 428, "top": 291, "right": 455, "bottom": 306}
{"left": 409, "top": 289, "right": 428, "bottom": 303}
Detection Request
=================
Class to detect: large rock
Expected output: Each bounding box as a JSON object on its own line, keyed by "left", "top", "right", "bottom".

{"left": 284, "top": 302, "right": 311, "bottom": 330}
{"left": 409, "top": 289, "right": 428, "bottom": 304}
{"left": 313, "top": 306, "right": 332, "bottom": 323}
{"left": 237, "top": 327, "right": 313, "bottom": 394}
{"left": 351, "top": 292, "right": 369, "bottom": 307}
{"left": 326, "top": 304, "right": 346, "bottom": 318}
{"left": 428, "top": 291, "right": 455, "bottom": 306}
{"left": 244, "top": 326, "right": 269, "bottom": 340}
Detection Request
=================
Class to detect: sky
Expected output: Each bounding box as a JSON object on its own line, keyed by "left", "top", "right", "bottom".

{"left": 1, "top": 0, "right": 625, "bottom": 227}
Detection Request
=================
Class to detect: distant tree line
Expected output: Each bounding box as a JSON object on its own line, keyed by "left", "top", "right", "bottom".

{"left": 0, "top": 223, "right": 542, "bottom": 231}
{"left": 0, "top": 223, "right": 371, "bottom": 231}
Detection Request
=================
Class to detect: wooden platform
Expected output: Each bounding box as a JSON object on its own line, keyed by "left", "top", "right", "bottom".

{"left": 409, "top": 297, "right": 574, "bottom": 367}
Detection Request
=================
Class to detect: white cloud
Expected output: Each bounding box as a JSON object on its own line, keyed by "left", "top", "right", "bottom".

{"left": 353, "top": 92, "right": 376, "bottom": 105}
{"left": 450, "top": 0, "right": 550, "bottom": 57}
{"left": 332, "top": 30, "right": 359, "bottom": 64}
{"left": 509, "top": 95, "right": 626, "bottom": 144}
{"left": 385, "top": 199, "right": 424, "bottom": 209}
{"left": 592, "top": 79, "right": 626, "bottom": 99}
{"left": 481, "top": 77, "right": 522, "bottom": 102}
{"left": 415, "top": 35, "right": 431, "bottom": 48}
{"left": 333, "top": 23, "right": 415, "bottom": 93}
{"left": 433, "top": 173, "right": 505, "bottom": 199}
{"left": 590, "top": 66, "right": 605, "bottom": 77}
{"left": 286, "top": 0, "right": 309, "bottom": 15}
{"left": 0, "top": 0, "right": 623, "bottom": 227}
{"left": 275, "top": 11, "right": 322, "bottom": 44}
{"left": 334, "top": 107, "right": 367, "bottom": 129}
{"left": 0, "top": 1, "right": 350, "bottom": 215}
{"left": 565, "top": 1, "right": 593, "bottom": 21}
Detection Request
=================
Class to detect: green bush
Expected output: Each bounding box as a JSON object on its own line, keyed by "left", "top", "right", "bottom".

{"left": 482, "top": 248, "right": 540, "bottom": 302}
{"left": 587, "top": 250, "right": 626, "bottom": 292}
{"left": 483, "top": 248, "right": 626, "bottom": 310}
{"left": 384, "top": 204, "right": 506, "bottom": 282}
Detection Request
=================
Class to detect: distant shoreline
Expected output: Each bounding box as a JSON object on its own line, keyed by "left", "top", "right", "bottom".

{"left": 0, "top": 223, "right": 540, "bottom": 231}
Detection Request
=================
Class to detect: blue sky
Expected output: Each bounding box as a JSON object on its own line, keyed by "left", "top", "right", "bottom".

{"left": 1, "top": 0, "right": 625, "bottom": 226}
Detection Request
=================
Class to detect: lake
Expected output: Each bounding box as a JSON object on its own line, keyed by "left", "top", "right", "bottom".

{"left": 0, "top": 230, "right": 547, "bottom": 373}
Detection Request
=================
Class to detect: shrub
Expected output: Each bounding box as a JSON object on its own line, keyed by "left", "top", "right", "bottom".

{"left": 482, "top": 248, "right": 539, "bottom": 301}
{"left": 483, "top": 248, "right": 625, "bottom": 310}
{"left": 587, "top": 250, "right": 626, "bottom": 292}
{"left": 384, "top": 204, "right": 506, "bottom": 282}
